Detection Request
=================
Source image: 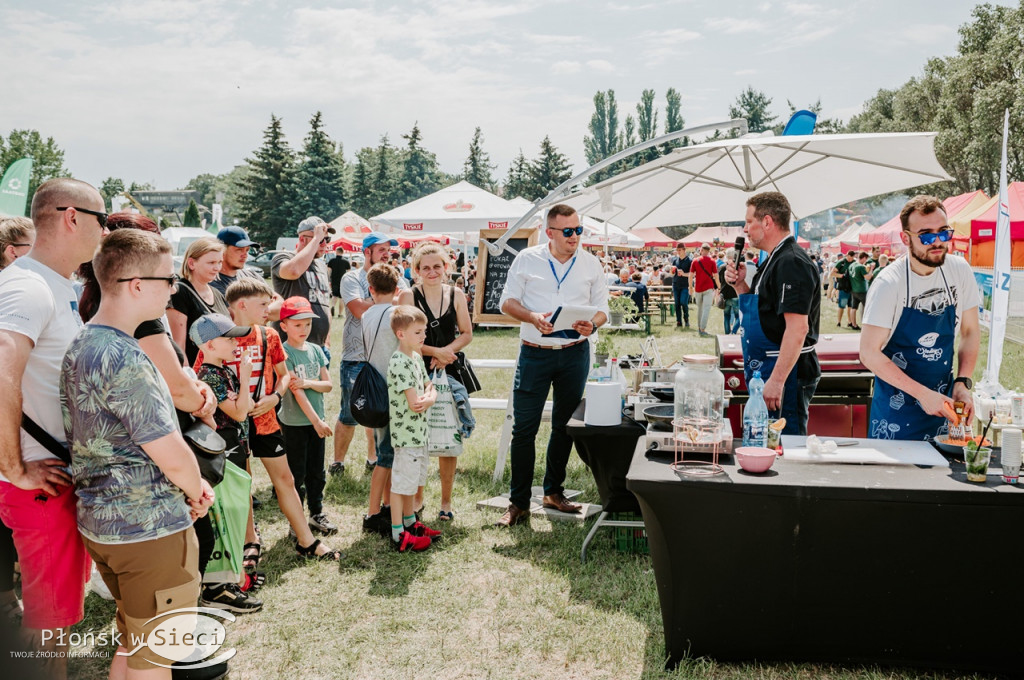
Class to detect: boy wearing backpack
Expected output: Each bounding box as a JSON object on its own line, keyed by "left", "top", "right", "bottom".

{"left": 359, "top": 264, "right": 401, "bottom": 537}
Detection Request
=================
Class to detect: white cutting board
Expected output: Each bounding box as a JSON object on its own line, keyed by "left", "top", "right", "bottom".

{"left": 782, "top": 439, "right": 948, "bottom": 467}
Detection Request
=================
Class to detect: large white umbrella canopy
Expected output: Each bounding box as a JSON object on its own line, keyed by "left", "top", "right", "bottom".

{"left": 372, "top": 180, "right": 527, "bottom": 233}
{"left": 556, "top": 132, "right": 951, "bottom": 230}
{"left": 329, "top": 210, "right": 372, "bottom": 234}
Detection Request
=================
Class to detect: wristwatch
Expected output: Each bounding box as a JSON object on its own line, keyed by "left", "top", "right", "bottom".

{"left": 953, "top": 376, "right": 973, "bottom": 390}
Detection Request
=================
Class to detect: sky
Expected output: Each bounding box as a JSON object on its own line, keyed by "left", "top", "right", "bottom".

{"left": 0, "top": 0, "right": 999, "bottom": 193}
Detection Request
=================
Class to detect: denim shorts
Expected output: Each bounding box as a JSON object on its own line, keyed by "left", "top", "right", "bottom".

{"left": 837, "top": 290, "right": 851, "bottom": 309}
{"left": 373, "top": 424, "right": 396, "bottom": 469}
{"left": 338, "top": 360, "right": 362, "bottom": 426}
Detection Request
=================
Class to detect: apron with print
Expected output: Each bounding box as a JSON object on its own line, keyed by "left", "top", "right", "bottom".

{"left": 738, "top": 239, "right": 814, "bottom": 434}
{"left": 868, "top": 260, "right": 956, "bottom": 441}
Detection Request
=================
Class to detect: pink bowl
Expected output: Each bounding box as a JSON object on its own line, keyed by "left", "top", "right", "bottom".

{"left": 735, "top": 446, "right": 776, "bottom": 473}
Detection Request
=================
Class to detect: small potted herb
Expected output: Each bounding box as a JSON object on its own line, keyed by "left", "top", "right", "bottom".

{"left": 608, "top": 295, "right": 639, "bottom": 325}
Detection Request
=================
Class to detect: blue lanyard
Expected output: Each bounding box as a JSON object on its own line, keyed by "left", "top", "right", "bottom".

{"left": 548, "top": 256, "right": 577, "bottom": 292}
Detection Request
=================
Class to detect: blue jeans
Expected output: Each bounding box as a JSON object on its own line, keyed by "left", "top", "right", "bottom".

{"left": 508, "top": 341, "right": 590, "bottom": 510}
{"left": 372, "top": 424, "right": 395, "bottom": 469}
{"left": 773, "top": 376, "right": 820, "bottom": 437}
{"left": 673, "top": 285, "right": 689, "bottom": 325}
{"left": 723, "top": 298, "right": 740, "bottom": 334}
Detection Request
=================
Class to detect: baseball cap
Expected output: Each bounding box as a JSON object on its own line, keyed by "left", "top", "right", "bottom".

{"left": 297, "top": 216, "right": 337, "bottom": 236}
{"left": 216, "top": 226, "right": 256, "bottom": 248}
{"left": 279, "top": 296, "right": 319, "bottom": 320}
{"left": 701, "top": 243, "right": 711, "bottom": 250}
{"left": 189, "top": 313, "right": 251, "bottom": 347}
{"left": 363, "top": 231, "right": 399, "bottom": 249}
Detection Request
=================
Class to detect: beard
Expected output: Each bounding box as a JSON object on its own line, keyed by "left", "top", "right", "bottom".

{"left": 910, "top": 243, "right": 947, "bottom": 268}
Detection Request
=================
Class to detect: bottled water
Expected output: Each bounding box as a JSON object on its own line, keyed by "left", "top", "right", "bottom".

{"left": 743, "top": 370, "right": 769, "bottom": 447}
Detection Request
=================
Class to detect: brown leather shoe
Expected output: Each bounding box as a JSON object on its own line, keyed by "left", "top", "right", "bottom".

{"left": 542, "top": 493, "right": 582, "bottom": 514}
{"left": 495, "top": 504, "right": 530, "bottom": 527}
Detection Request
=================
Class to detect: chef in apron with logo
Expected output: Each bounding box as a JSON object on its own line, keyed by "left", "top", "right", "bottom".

{"left": 867, "top": 258, "right": 955, "bottom": 441}
{"left": 737, "top": 243, "right": 817, "bottom": 435}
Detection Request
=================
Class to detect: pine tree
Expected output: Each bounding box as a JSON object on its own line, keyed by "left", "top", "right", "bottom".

{"left": 182, "top": 199, "right": 201, "bottom": 227}
{"left": 373, "top": 134, "right": 402, "bottom": 213}
{"left": 398, "top": 122, "right": 440, "bottom": 204}
{"left": 288, "top": 111, "right": 347, "bottom": 223}
{"left": 462, "top": 127, "right": 497, "bottom": 191}
{"left": 235, "top": 114, "right": 298, "bottom": 243}
{"left": 350, "top": 146, "right": 378, "bottom": 217}
{"left": 502, "top": 149, "right": 532, "bottom": 200}
{"left": 528, "top": 136, "right": 573, "bottom": 200}
{"left": 729, "top": 87, "right": 778, "bottom": 133}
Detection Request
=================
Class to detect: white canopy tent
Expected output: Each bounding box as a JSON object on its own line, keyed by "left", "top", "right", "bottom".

{"left": 372, "top": 181, "right": 527, "bottom": 234}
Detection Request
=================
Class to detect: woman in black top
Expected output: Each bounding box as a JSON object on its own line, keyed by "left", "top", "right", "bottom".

{"left": 397, "top": 243, "right": 477, "bottom": 521}
{"left": 167, "top": 238, "right": 230, "bottom": 366}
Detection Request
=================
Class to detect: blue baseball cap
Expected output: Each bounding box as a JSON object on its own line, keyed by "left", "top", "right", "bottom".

{"left": 217, "top": 226, "right": 256, "bottom": 248}
{"left": 363, "top": 231, "right": 398, "bottom": 249}
{"left": 189, "top": 313, "right": 251, "bottom": 347}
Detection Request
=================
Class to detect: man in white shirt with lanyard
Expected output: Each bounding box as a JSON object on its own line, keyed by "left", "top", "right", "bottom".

{"left": 496, "top": 204, "right": 609, "bottom": 527}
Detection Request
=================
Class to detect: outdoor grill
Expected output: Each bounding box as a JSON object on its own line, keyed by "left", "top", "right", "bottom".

{"left": 716, "top": 333, "right": 873, "bottom": 438}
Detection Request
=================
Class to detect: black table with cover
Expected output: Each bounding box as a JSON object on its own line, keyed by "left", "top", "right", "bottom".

{"left": 626, "top": 437, "right": 1024, "bottom": 676}
{"left": 567, "top": 401, "right": 646, "bottom": 513}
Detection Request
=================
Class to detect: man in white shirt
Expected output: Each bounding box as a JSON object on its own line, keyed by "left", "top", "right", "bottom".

{"left": 0, "top": 178, "right": 107, "bottom": 675}
{"left": 496, "top": 205, "right": 609, "bottom": 527}
{"left": 859, "top": 195, "right": 980, "bottom": 442}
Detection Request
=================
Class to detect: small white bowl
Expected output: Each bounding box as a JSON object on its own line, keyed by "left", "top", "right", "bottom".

{"left": 734, "top": 446, "right": 776, "bottom": 473}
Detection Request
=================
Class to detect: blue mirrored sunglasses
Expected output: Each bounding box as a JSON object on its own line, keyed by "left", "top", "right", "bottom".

{"left": 906, "top": 228, "right": 954, "bottom": 246}
{"left": 560, "top": 226, "right": 584, "bottom": 237}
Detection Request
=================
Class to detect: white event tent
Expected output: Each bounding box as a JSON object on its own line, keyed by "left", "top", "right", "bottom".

{"left": 372, "top": 181, "right": 527, "bottom": 235}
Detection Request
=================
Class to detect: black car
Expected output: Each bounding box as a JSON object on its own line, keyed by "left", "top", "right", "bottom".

{"left": 249, "top": 250, "right": 287, "bottom": 278}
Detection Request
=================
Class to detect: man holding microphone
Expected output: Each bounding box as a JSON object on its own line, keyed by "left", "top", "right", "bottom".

{"left": 724, "top": 192, "right": 821, "bottom": 435}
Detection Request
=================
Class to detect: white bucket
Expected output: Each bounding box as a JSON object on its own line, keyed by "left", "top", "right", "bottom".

{"left": 584, "top": 381, "right": 623, "bottom": 426}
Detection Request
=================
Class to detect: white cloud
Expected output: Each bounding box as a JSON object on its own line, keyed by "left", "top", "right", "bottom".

{"left": 552, "top": 60, "right": 583, "bottom": 75}
{"left": 902, "top": 23, "right": 957, "bottom": 46}
{"left": 705, "top": 17, "right": 762, "bottom": 34}
{"left": 585, "top": 59, "right": 616, "bottom": 74}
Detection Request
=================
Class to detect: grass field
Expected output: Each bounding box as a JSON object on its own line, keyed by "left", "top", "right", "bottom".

{"left": 67, "top": 293, "right": 1017, "bottom": 680}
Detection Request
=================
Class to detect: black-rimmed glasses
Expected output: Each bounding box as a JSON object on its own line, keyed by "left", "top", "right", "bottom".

{"left": 905, "top": 228, "right": 954, "bottom": 246}
{"left": 116, "top": 274, "right": 179, "bottom": 287}
{"left": 56, "top": 206, "right": 108, "bottom": 228}
{"left": 560, "top": 226, "right": 584, "bottom": 237}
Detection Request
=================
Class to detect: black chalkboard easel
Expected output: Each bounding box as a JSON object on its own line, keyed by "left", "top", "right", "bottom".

{"left": 473, "top": 227, "right": 538, "bottom": 324}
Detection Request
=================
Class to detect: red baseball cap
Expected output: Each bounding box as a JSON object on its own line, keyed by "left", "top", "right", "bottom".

{"left": 280, "top": 296, "right": 318, "bottom": 320}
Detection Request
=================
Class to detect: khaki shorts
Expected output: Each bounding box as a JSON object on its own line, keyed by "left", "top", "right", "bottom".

{"left": 391, "top": 446, "right": 428, "bottom": 496}
{"left": 84, "top": 528, "right": 200, "bottom": 671}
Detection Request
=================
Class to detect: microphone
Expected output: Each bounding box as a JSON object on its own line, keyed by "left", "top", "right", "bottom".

{"left": 731, "top": 237, "right": 745, "bottom": 268}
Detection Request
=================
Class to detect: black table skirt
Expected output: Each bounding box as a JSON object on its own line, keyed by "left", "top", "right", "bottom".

{"left": 567, "top": 401, "right": 646, "bottom": 513}
{"left": 626, "top": 438, "right": 1024, "bottom": 675}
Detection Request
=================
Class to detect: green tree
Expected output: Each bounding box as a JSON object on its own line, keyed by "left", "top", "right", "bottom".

{"left": 0, "top": 129, "right": 71, "bottom": 199}
{"left": 350, "top": 146, "right": 377, "bottom": 218}
{"left": 583, "top": 90, "right": 622, "bottom": 182}
{"left": 528, "top": 136, "right": 573, "bottom": 200}
{"left": 184, "top": 173, "right": 218, "bottom": 206}
{"left": 663, "top": 87, "right": 685, "bottom": 145}
{"left": 502, "top": 149, "right": 532, "bottom": 199}
{"left": 182, "top": 198, "right": 201, "bottom": 227}
{"left": 235, "top": 114, "right": 298, "bottom": 243}
{"left": 373, "top": 134, "right": 403, "bottom": 213}
{"left": 636, "top": 89, "right": 660, "bottom": 163}
{"left": 729, "top": 87, "right": 778, "bottom": 133}
{"left": 99, "top": 177, "right": 126, "bottom": 211}
{"left": 398, "top": 122, "right": 440, "bottom": 204}
{"left": 288, "top": 111, "right": 347, "bottom": 223}
{"left": 129, "top": 181, "right": 155, "bottom": 193}
{"left": 462, "top": 127, "right": 497, "bottom": 191}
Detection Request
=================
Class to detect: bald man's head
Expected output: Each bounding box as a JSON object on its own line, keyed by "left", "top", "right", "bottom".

{"left": 31, "top": 178, "right": 103, "bottom": 230}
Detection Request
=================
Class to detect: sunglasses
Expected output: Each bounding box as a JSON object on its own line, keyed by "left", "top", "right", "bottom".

{"left": 57, "top": 206, "right": 108, "bottom": 228}
{"left": 116, "top": 274, "right": 180, "bottom": 287}
{"left": 905, "top": 228, "right": 954, "bottom": 246}
{"left": 559, "top": 226, "right": 584, "bottom": 237}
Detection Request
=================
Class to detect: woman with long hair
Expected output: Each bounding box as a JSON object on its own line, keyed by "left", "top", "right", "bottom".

{"left": 167, "top": 237, "right": 230, "bottom": 365}
{"left": 397, "top": 242, "right": 478, "bottom": 521}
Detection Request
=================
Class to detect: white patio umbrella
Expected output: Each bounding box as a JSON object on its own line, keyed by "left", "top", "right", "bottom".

{"left": 555, "top": 132, "right": 951, "bottom": 230}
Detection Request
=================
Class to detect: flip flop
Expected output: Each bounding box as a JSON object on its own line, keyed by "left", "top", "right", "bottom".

{"left": 438, "top": 510, "right": 454, "bottom": 522}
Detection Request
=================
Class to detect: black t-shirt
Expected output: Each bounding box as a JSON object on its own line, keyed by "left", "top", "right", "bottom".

{"left": 670, "top": 255, "right": 691, "bottom": 288}
{"left": 717, "top": 263, "right": 738, "bottom": 300}
{"left": 750, "top": 237, "right": 820, "bottom": 381}
{"left": 170, "top": 281, "right": 230, "bottom": 367}
{"left": 327, "top": 256, "right": 350, "bottom": 296}
{"left": 832, "top": 258, "right": 853, "bottom": 291}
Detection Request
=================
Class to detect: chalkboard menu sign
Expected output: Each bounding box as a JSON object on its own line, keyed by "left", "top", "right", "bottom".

{"left": 473, "top": 227, "right": 538, "bottom": 324}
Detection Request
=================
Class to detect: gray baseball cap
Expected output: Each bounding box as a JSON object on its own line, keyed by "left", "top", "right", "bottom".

{"left": 297, "top": 216, "right": 336, "bottom": 235}
{"left": 189, "top": 313, "right": 251, "bottom": 347}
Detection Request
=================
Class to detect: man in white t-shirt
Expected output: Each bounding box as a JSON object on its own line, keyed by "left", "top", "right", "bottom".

{"left": 0, "top": 178, "right": 107, "bottom": 673}
{"left": 859, "top": 195, "right": 980, "bottom": 442}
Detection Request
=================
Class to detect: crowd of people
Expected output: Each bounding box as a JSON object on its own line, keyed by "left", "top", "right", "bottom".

{"left": 0, "top": 178, "right": 480, "bottom": 680}
{"left": 0, "top": 179, "right": 980, "bottom": 679}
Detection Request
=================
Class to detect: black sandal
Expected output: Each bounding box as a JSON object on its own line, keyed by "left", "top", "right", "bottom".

{"left": 296, "top": 539, "right": 343, "bottom": 561}
{"left": 243, "top": 542, "right": 262, "bottom": 574}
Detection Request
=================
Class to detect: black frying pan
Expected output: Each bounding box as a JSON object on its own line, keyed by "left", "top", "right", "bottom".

{"left": 649, "top": 387, "right": 674, "bottom": 403}
{"left": 642, "top": 404, "right": 676, "bottom": 431}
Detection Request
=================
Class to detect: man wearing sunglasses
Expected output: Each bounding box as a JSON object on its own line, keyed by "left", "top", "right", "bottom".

{"left": 860, "top": 195, "right": 980, "bottom": 441}
{"left": 496, "top": 204, "right": 609, "bottom": 527}
{"left": 0, "top": 178, "right": 107, "bottom": 676}
{"left": 272, "top": 216, "right": 336, "bottom": 348}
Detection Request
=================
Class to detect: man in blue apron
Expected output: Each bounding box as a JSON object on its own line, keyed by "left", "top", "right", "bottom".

{"left": 725, "top": 192, "right": 821, "bottom": 435}
{"left": 859, "top": 195, "right": 980, "bottom": 441}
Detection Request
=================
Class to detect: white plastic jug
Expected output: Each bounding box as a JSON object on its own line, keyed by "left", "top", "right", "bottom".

{"left": 585, "top": 381, "right": 623, "bottom": 426}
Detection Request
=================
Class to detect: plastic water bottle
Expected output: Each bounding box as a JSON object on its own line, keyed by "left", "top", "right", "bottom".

{"left": 610, "top": 358, "right": 629, "bottom": 410}
{"left": 589, "top": 362, "right": 609, "bottom": 382}
{"left": 743, "top": 370, "right": 769, "bottom": 447}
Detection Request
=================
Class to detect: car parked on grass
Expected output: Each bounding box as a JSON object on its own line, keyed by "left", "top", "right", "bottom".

{"left": 249, "top": 249, "right": 287, "bottom": 278}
